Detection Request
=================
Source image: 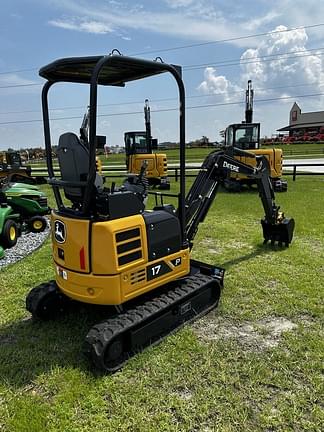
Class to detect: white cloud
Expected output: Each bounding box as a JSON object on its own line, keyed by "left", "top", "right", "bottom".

{"left": 164, "top": 0, "right": 196, "bottom": 7}
{"left": 198, "top": 67, "right": 242, "bottom": 102}
{"left": 240, "top": 26, "right": 323, "bottom": 92}
{"left": 199, "top": 26, "right": 324, "bottom": 100}
{"left": 49, "top": 18, "right": 114, "bottom": 34}
{"left": 164, "top": 0, "right": 221, "bottom": 19}
{"left": 244, "top": 11, "right": 280, "bottom": 31}
{"left": 44, "top": 0, "right": 259, "bottom": 46}
{"left": 43, "top": 0, "right": 324, "bottom": 48}
{"left": 10, "top": 13, "right": 23, "bottom": 20}
{"left": 197, "top": 25, "right": 324, "bottom": 136}
{"left": 269, "top": 0, "right": 324, "bottom": 29}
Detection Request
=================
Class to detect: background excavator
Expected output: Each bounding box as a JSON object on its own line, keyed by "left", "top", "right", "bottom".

{"left": 0, "top": 150, "right": 46, "bottom": 185}
{"left": 124, "top": 99, "right": 169, "bottom": 189}
{"left": 223, "top": 80, "right": 287, "bottom": 192}
{"left": 0, "top": 151, "right": 34, "bottom": 184}
{"left": 26, "top": 53, "right": 294, "bottom": 373}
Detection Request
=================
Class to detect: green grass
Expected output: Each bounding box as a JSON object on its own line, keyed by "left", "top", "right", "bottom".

{"left": 0, "top": 177, "right": 323, "bottom": 431}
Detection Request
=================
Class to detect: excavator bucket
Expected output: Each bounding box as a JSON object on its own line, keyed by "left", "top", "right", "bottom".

{"left": 261, "top": 217, "right": 295, "bottom": 246}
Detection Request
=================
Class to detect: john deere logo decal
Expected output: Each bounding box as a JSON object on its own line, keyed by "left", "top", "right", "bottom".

{"left": 54, "top": 220, "right": 66, "bottom": 243}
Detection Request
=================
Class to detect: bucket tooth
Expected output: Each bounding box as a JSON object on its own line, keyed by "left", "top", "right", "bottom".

{"left": 261, "top": 217, "right": 295, "bottom": 247}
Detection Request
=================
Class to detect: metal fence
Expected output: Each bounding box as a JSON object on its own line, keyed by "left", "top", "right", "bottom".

{"left": 172, "top": 164, "right": 324, "bottom": 182}
{"left": 282, "top": 163, "right": 324, "bottom": 181}
{"left": 31, "top": 163, "right": 324, "bottom": 182}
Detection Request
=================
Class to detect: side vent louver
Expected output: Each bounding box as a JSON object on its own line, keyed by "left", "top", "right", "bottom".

{"left": 130, "top": 269, "right": 146, "bottom": 285}
{"left": 116, "top": 228, "right": 142, "bottom": 267}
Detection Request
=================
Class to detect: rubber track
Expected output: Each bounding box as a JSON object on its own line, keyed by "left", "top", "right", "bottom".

{"left": 26, "top": 280, "right": 70, "bottom": 319}
{"left": 26, "top": 281, "right": 56, "bottom": 311}
{"left": 84, "top": 273, "right": 220, "bottom": 372}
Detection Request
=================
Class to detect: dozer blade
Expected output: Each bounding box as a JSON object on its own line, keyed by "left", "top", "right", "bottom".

{"left": 84, "top": 260, "right": 224, "bottom": 373}
{"left": 261, "top": 217, "right": 295, "bottom": 246}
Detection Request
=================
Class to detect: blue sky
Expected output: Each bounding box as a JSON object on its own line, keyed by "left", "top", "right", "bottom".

{"left": 1, "top": 0, "right": 324, "bottom": 150}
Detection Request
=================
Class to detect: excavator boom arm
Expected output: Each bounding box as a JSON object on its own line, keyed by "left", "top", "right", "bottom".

{"left": 184, "top": 148, "right": 293, "bottom": 246}
{"left": 245, "top": 79, "right": 254, "bottom": 123}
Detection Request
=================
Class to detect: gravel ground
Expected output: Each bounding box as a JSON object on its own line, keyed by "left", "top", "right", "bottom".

{"left": 0, "top": 226, "right": 50, "bottom": 269}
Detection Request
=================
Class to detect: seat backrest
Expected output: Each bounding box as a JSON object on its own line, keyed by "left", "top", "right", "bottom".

{"left": 57, "top": 132, "right": 89, "bottom": 203}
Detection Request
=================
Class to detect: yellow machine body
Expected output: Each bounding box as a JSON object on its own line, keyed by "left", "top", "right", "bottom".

{"left": 232, "top": 148, "right": 283, "bottom": 181}
{"left": 128, "top": 153, "right": 167, "bottom": 179}
{"left": 51, "top": 211, "right": 190, "bottom": 306}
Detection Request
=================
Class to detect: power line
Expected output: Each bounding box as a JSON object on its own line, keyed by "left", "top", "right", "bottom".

{"left": 183, "top": 47, "right": 324, "bottom": 70}
{"left": 186, "top": 52, "right": 324, "bottom": 71}
{"left": 0, "top": 83, "right": 41, "bottom": 89}
{"left": 1, "top": 22, "right": 324, "bottom": 76}
{"left": 0, "top": 92, "right": 323, "bottom": 126}
{"left": 1, "top": 81, "right": 324, "bottom": 116}
{"left": 130, "top": 23, "right": 324, "bottom": 56}
{"left": 183, "top": 46, "right": 324, "bottom": 68}
{"left": 0, "top": 44, "right": 324, "bottom": 92}
{"left": 186, "top": 92, "right": 324, "bottom": 109}
{"left": 0, "top": 67, "right": 38, "bottom": 76}
{"left": 0, "top": 44, "right": 321, "bottom": 89}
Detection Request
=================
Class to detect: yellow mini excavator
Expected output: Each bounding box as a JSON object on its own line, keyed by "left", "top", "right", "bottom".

{"left": 224, "top": 80, "right": 287, "bottom": 192}
{"left": 0, "top": 151, "right": 34, "bottom": 184}
{"left": 124, "top": 99, "right": 169, "bottom": 189}
{"left": 26, "top": 53, "right": 295, "bottom": 372}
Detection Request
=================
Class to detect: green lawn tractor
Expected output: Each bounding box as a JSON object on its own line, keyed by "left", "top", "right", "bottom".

{"left": 1, "top": 180, "right": 50, "bottom": 233}
{"left": 0, "top": 192, "right": 20, "bottom": 259}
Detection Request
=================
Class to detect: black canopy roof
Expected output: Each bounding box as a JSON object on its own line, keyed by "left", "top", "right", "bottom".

{"left": 39, "top": 54, "right": 181, "bottom": 86}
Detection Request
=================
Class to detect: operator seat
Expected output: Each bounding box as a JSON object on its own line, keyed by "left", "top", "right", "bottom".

{"left": 57, "top": 132, "right": 146, "bottom": 219}
{"left": 57, "top": 132, "right": 103, "bottom": 204}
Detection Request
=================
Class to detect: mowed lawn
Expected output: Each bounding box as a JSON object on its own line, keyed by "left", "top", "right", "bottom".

{"left": 0, "top": 176, "right": 323, "bottom": 432}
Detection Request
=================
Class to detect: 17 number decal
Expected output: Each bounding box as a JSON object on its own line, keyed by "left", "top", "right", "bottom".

{"left": 146, "top": 261, "right": 172, "bottom": 281}
{"left": 151, "top": 264, "right": 161, "bottom": 276}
